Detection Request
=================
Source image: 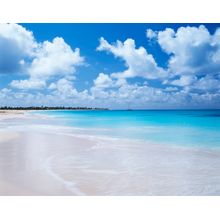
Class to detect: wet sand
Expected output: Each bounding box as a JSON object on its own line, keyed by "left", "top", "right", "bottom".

{"left": 1, "top": 111, "right": 220, "bottom": 195}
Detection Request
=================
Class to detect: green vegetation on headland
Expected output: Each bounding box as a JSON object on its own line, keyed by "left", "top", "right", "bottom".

{"left": 0, "top": 106, "right": 109, "bottom": 110}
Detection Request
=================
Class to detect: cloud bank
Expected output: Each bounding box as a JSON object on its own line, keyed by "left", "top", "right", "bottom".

{"left": 0, "top": 24, "right": 220, "bottom": 109}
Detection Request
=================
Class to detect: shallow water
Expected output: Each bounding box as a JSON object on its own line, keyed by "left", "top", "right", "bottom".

{"left": 37, "top": 110, "right": 220, "bottom": 149}
{"left": 1, "top": 127, "right": 220, "bottom": 195}
{"left": 1, "top": 111, "right": 220, "bottom": 195}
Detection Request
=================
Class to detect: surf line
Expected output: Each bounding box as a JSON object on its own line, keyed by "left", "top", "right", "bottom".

{"left": 44, "top": 156, "right": 86, "bottom": 196}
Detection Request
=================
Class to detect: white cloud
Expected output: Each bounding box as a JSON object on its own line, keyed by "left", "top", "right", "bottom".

{"left": 163, "top": 87, "right": 178, "bottom": 92}
{"left": 0, "top": 88, "right": 11, "bottom": 99}
{"left": 170, "top": 75, "right": 197, "bottom": 87}
{"left": 0, "top": 23, "right": 36, "bottom": 56}
{"left": 7, "top": 31, "right": 84, "bottom": 90}
{"left": 93, "top": 73, "right": 113, "bottom": 88}
{"left": 0, "top": 24, "right": 84, "bottom": 90}
{"left": 146, "top": 29, "right": 157, "bottom": 39}
{"left": 145, "top": 25, "right": 220, "bottom": 98}
{"left": 90, "top": 86, "right": 109, "bottom": 99}
{"left": 48, "top": 78, "right": 91, "bottom": 102}
{"left": 10, "top": 78, "right": 46, "bottom": 90}
{"left": 192, "top": 75, "right": 220, "bottom": 91}
{"left": 0, "top": 23, "right": 37, "bottom": 73}
{"left": 97, "top": 37, "right": 167, "bottom": 80}
{"left": 2, "top": 78, "right": 220, "bottom": 109}
{"left": 93, "top": 32, "right": 220, "bottom": 108}
{"left": 48, "top": 78, "right": 77, "bottom": 97}
{"left": 155, "top": 25, "right": 220, "bottom": 77}
{"left": 91, "top": 72, "right": 129, "bottom": 102}
{"left": 1, "top": 24, "right": 220, "bottom": 109}
{"left": 27, "top": 37, "right": 84, "bottom": 79}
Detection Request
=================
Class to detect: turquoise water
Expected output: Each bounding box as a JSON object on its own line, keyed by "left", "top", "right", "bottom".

{"left": 37, "top": 110, "right": 220, "bottom": 149}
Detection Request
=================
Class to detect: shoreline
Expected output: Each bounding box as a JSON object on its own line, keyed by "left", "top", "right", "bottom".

{"left": 1, "top": 110, "right": 220, "bottom": 195}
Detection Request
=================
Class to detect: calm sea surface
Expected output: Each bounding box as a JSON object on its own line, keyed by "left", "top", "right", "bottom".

{"left": 36, "top": 110, "right": 220, "bottom": 149}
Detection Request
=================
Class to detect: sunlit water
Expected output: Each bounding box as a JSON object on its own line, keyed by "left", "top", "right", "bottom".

{"left": 1, "top": 110, "right": 220, "bottom": 195}
{"left": 37, "top": 110, "right": 220, "bottom": 149}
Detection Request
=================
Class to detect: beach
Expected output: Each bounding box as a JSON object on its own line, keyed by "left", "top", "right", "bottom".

{"left": 1, "top": 110, "right": 220, "bottom": 195}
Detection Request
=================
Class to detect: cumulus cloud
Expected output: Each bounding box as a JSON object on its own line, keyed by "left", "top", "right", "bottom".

{"left": 11, "top": 37, "right": 84, "bottom": 90}
{"left": 48, "top": 78, "right": 91, "bottom": 103}
{"left": 151, "top": 25, "right": 220, "bottom": 78}
{"left": 0, "top": 24, "right": 84, "bottom": 90}
{"left": 10, "top": 78, "right": 46, "bottom": 90}
{"left": 170, "top": 75, "right": 197, "bottom": 87}
{"left": 0, "top": 88, "right": 11, "bottom": 99}
{"left": 0, "top": 23, "right": 37, "bottom": 74}
{"left": 1, "top": 24, "right": 220, "bottom": 109}
{"left": 93, "top": 29, "right": 220, "bottom": 108}
{"left": 27, "top": 37, "right": 84, "bottom": 80}
{"left": 146, "top": 29, "right": 157, "bottom": 39}
{"left": 97, "top": 37, "right": 167, "bottom": 80}
{"left": 191, "top": 75, "right": 220, "bottom": 91}
{"left": 93, "top": 73, "right": 114, "bottom": 88}
{"left": 145, "top": 25, "right": 220, "bottom": 100}
{"left": 2, "top": 78, "right": 220, "bottom": 109}
{"left": 48, "top": 78, "right": 77, "bottom": 97}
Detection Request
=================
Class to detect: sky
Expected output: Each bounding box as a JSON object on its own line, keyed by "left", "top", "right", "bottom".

{"left": 0, "top": 23, "right": 220, "bottom": 109}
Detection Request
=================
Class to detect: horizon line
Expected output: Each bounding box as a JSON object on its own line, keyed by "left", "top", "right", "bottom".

{"left": 0, "top": 106, "right": 220, "bottom": 111}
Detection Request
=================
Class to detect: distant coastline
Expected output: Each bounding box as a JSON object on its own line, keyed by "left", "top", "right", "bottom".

{"left": 1, "top": 107, "right": 220, "bottom": 111}
{"left": 0, "top": 106, "right": 109, "bottom": 111}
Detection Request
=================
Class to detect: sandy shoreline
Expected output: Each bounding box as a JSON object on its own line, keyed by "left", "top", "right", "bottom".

{"left": 0, "top": 110, "right": 26, "bottom": 145}
{"left": 1, "top": 110, "right": 220, "bottom": 195}
{"left": 0, "top": 110, "right": 27, "bottom": 115}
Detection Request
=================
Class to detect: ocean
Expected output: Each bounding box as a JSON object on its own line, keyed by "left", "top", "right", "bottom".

{"left": 36, "top": 110, "right": 220, "bottom": 149}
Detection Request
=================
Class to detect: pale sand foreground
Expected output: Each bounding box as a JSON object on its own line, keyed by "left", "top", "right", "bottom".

{"left": 1, "top": 111, "right": 220, "bottom": 195}
{"left": 0, "top": 110, "right": 26, "bottom": 118}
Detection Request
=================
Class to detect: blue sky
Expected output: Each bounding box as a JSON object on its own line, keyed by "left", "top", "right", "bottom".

{"left": 0, "top": 23, "right": 220, "bottom": 109}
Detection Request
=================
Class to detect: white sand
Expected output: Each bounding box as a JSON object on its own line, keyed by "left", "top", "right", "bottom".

{"left": 1, "top": 111, "right": 220, "bottom": 195}
{"left": 0, "top": 110, "right": 26, "bottom": 119}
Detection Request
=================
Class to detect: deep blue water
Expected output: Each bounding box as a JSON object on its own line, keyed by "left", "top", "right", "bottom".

{"left": 36, "top": 110, "right": 220, "bottom": 148}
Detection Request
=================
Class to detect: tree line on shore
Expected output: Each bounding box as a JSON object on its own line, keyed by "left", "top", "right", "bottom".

{"left": 0, "top": 106, "right": 109, "bottom": 110}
